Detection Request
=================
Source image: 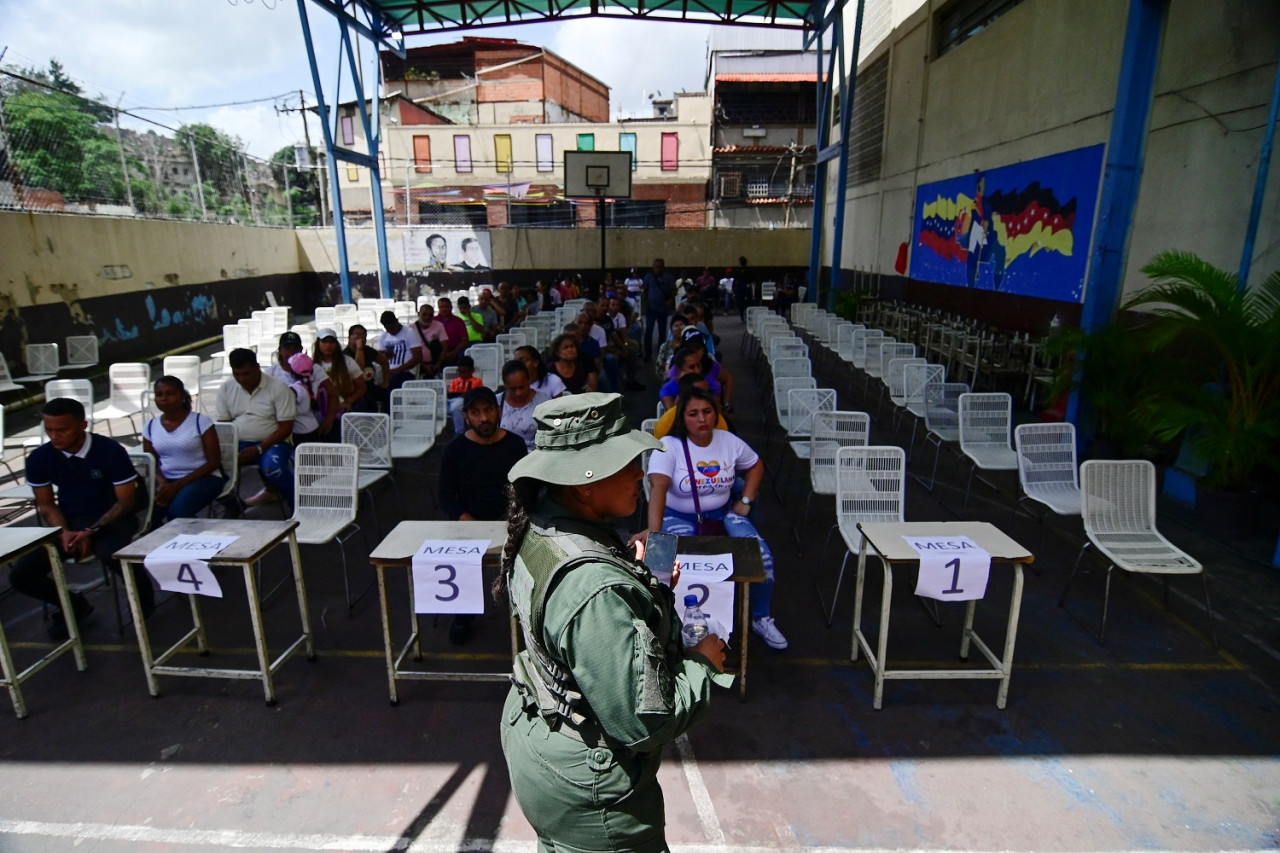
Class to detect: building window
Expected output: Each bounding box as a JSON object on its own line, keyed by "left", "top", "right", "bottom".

{"left": 619, "top": 133, "right": 637, "bottom": 171}
{"left": 413, "top": 136, "right": 432, "bottom": 173}
{"left": 454, "top": 135, "right": 472, "bottom": 173}
{"left": 346, "top": 165, "right": 360, "bottom": 182}
{"left": 495, "top": 134, "right": 513, "bottom": 173}
{"left": 341, "top": 115, "right": 355, "bottom": 145}
{"left": 660, "top": 133, "right": 679, "bottom": 171}
{"left": 576, "top": 133, "right": 595, "bottom": 152}
{"left": 936, "top": 0, "right": 1027, "bottom": 57}
{"left": 536, "top": 134, "right": 554, "bottom": 172}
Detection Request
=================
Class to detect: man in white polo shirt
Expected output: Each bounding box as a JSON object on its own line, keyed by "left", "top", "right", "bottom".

{"left": 215, "top": 348, "right": 296, "bottom": 506}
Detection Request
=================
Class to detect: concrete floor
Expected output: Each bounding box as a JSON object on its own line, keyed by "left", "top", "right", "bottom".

{"left": 0, "top": 316, "right": 1276, "bottom": 852}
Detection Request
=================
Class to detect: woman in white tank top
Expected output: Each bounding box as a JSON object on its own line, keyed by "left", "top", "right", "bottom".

{"left": 142, "top": 376, "right": 224, "bottom": 523}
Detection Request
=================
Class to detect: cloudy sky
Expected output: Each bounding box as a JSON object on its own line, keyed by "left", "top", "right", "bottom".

{"left": 0, "top": 0, "right": 731, "bottom": 160}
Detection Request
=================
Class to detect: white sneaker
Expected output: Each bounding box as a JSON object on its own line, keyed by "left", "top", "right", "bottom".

{"left": 751, "top": 616, "right": 788, "bottom": 650}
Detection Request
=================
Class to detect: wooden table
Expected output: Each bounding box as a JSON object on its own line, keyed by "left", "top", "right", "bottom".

{"left": 852, "top": 521, "right": 1033, "bottom": 709}
{"left": 368, "top": 520, "right": 510, "bottom": 705}
{"left": 0, "top": 527, "right": 87, "bottom": 718}
{"left": 675, "top": 535, "right": 767, "bottom": 702}
{"left": 114, "top": 518, "right": 313, "bottom": 705}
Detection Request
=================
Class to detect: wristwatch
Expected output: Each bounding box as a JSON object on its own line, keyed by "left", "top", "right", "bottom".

{"left": 738, "top": 496, "right": 753, "bottom": 506}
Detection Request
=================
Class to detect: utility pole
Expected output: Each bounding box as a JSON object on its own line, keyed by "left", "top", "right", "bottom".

{"left": 113, "top": 95, "right": 135, "bottom": 212}
{"left": 283, "top": 162, "right": 293, "bottom": 227}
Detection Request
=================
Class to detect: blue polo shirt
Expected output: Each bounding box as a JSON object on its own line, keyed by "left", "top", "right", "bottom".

{"left": 26, "top": 433, "right": 137, "bottom": 521}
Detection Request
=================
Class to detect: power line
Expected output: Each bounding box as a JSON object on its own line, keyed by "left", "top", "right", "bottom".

{"left": 129, "top": 92, "right": 302, "bottom": 112}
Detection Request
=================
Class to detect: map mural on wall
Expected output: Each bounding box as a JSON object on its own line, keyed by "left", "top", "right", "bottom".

{"left": 910, "top": 144, "right": 1105, "bottom": 303}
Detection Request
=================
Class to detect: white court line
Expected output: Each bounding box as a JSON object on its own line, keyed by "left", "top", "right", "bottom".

{"left": 0, "top": 822, "right": 1270, "bottom": 853}
{"left": 676, "top": 733, "right": 725, "bottom": 845}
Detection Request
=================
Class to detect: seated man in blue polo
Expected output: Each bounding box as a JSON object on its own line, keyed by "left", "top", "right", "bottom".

{"left": 215, "top": 348, "right": 297, "bottom": 507}
{"left": 8, "top": 397, "right": 151, "bottom": 639}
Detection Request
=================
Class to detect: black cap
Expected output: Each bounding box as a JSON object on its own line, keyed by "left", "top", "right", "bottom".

{"left": 462, "top": 386, "right": 498, "bottom": 412}
{"left": 279, "top": 331, "right": 303, "bottom": 349}
{"left": 681, "top": 327, "right": 704, "bottom": 344}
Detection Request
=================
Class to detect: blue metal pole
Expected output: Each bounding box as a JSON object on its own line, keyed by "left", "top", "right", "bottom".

{"left": 1238, "top": 50, "right": 1280, "bottom": 293}
{"left": 1066, "top": 0, "right": 1165, "bottom": 426}
{"left": 825, "top": 0, "right": 865, "bottom": 311}
{"left": 297, "top": 0, "right": 352, "bottom": 304}
{"left": 806, "top": 24, "right": 829, "bottom": 303}
{"left": 339, "top": 10, "right": 394, "bottom": 299}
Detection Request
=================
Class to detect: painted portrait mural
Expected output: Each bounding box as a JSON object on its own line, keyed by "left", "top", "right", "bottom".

{"left": 910, "top": 145, "right": 1105, "bottom": 303}
{"left": 402, "top": 228, "right": 493, "bottom": 273}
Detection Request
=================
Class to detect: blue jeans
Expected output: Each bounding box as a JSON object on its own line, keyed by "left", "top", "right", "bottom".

{"left": 240, "top": 440, "right": 294, "bottom": 506}
{"left": 601, "top": 353, "right": 621, "bottom": 392}
{"left": 644, "top": 311, "right": 668, "bottom": 360}
{"left": 161, "top": 474, "right": 225, "bottom": 521}
{"left": 662, "top": 504, "right": 774, "bottom": 619}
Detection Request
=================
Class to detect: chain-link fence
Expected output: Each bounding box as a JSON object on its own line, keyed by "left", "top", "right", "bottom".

{"left": 0, "top": 63, "right": 319, "bottom": 226}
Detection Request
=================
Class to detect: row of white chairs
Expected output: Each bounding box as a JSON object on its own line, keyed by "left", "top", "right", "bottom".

{"left": 779, "top": 301, "right": 1214, "bottom": 645}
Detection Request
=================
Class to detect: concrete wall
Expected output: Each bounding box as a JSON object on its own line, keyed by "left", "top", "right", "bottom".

{"left": 0, "top": 212, "right": 308, "bottom": 372}
{"left": 830, "top": 0, "right": 1280, "bottom": 325}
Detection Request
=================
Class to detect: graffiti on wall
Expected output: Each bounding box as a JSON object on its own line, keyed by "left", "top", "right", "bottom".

{"left": 910, "top": 144, "right": 1105, "bottom": 303}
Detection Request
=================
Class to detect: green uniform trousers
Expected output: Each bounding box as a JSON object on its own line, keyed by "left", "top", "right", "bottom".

{"left": 501, "top": 689, "right": 670, "bottom": 853}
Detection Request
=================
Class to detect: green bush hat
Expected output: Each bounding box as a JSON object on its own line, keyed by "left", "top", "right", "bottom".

{"left": 508, "top": 392, "right": 664, "bottom": 487}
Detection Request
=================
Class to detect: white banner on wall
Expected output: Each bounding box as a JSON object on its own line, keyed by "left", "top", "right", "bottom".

{"left": 403, "top": 228, "right": 493, "bottom": 273}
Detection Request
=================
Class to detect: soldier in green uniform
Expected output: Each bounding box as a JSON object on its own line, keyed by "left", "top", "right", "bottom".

{"left": 498, "top": 392, "right": 732, "bottom": 853}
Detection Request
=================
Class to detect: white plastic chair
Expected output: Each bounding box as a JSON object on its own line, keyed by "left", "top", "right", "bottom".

{"left": 291, "top": 442, "right": 365, "bottom": 613}
{"left": 836, "top": 323, "right": 864, "bottom": 363}
{"left": 0, "top": 356, "right": 23, "bottom": 394}
{"left": 901, "top": 363, "right": 946, "bottom": 454}
{"left": 819, "top": 446, "right": 907, "bottom": 625}
{"left": 916, "top": 381, "right": 969, "bottom": 491}
{"left": 389, "top": 387, "right": 436, "bottom": 460}
{"left": 21, "top": 343, "right": 59, "bottom": 384}
{"left": 44, "top": 379, "right": 94, "bottom": 427}
{"left": 1014, "top": 422, "right": 1082, "bottom": 517}
{"left": 467, "top": 343, "right": 503, "bottom": 389}
{"left": 957, "top": 392, "right": 1018, "bottom": 510}
{"left": 197, "top": 375, "right": 226, "bottom": 416}
{"left": 341, "top": 412, "right": 394, "bottom": 491}
{"left": 851, "top": 329, "right": 885, "bottom": 371}
{"left": 65, "top": 336, "right": 99, "bottom": 370}
{"left": 1060, "top": 459, "right": 1215, "bottom": 645}
{"left": 797, "top": 410, "right": 870, "bottom": 551}
{"left": 771, "top": 375, "right": 817, "bottom": 434}
{"left": 162, "top": 356, "right": 202, "bottom": 402}
{"left": 211, "top": 422, "right": 240, "bottom": 511}
{"left": 93, "top": 363, "right": 150, "bottom": 437}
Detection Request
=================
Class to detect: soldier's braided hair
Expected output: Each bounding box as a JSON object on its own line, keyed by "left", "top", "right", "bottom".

{"left": 493, "top": 479, "right": 546, "bottom": 600}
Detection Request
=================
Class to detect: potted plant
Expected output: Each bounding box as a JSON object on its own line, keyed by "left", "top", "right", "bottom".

{"left": 1122, "top": 251, "right": 1280, "bottom": 535}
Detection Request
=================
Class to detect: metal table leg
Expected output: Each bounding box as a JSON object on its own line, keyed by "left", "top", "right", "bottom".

{"left": 376, "top": 564, "right": 399, "bottom": 705}
{"left": 122, "top": 559, "right": 162, "bottom": 697}
{"left": 241, "top": 562, "right": 276, "bottom": 705}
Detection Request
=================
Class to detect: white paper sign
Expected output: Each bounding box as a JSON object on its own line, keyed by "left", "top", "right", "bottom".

{"left": 143, "top": 534, "right": 240, "bottom": 598}
{"left": 673, "top": 552, "right": 735, "bottom": 640}
{"left": 904, "top": 535, "right": 991, "bottom": 601}
{"left": 411, "top": 539, "right": 488, "bottom": 614}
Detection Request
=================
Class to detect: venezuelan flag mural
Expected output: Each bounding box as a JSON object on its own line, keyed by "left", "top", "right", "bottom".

{"left": 910, "top": 145, "right": 1104, "bottom": 303}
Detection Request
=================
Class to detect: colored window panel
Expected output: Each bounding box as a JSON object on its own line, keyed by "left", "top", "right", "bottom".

{"left": 661, "top": 133, "right": 679, "bottom": 171}
{"left": 454, "top": 135, "right": 472, "bottom": 173}
{"left": 413, "top": 136, "right": 432, "bottom": 173}
{"left": 535, "top": 134, "right": 554, "bottom": 172}
{"left": 340, "top": 115, "right": 354, "bottom": 145}
{"left": 619, "top": 133, "right": 637, "bottom": 170}
{"left": 576, "top": 133, "right": 595, "bottom": 151}
{"left": 346, "top": 165, "right": 360, "bottom": 182}
{"left": 495, "top": 134, "right": 513, "bottom": 173}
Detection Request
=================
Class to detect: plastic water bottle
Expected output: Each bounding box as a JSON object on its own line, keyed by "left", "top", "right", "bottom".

{"left": 681, "top": 594, "right": 710, "bottom": 647}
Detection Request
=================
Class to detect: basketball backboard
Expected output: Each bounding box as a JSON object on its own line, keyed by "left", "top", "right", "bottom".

{"left": 564, "top": 151, "right": 633, "bottom": 199}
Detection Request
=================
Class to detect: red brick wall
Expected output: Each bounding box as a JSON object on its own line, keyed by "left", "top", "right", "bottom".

{"left": 543, "top": 56, "right": 609, "bottom": 122}
{"left": 486, "top": 200, "right": 508, "bottom": 228}
{"left": 398, "top": 101, "right": 449, "bottom": 126}
{"left": 635, "top": 183, "right": 706, "bottom": 229}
